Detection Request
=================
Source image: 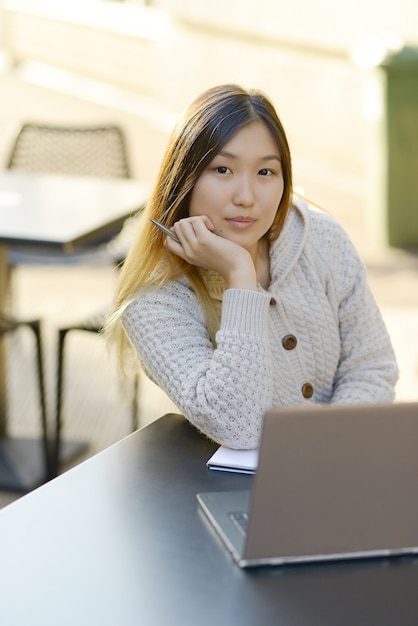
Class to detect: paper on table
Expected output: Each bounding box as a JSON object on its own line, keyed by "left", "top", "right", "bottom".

{"left": 207, "top": 446, "right": 259, "bottom": 474}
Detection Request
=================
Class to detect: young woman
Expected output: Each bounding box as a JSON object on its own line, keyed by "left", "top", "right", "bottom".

{"left": 105, "top": 84, "right": 398, "bottom": 449}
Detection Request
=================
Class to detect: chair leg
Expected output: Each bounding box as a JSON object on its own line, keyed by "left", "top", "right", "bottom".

{"left": 24, "top": 320, "right": 51, "bottom": 480}
{"left": 54, "top": 327, "right": 70, "bottom": 478}
{"left": 55, "top": 325, "right": 139, "bottom": 475}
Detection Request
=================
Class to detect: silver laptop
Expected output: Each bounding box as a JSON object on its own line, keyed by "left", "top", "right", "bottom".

{"left": 197, "top": 402, "right": 418, "bottom": 568}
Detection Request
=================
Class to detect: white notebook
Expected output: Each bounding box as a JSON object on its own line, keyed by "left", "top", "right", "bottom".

{"left": 207, "top": 446, "right": 259, "bottom": 474}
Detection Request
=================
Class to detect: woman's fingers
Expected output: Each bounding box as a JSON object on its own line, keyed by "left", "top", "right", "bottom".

{"left": 172, "top": 215, "right": 215, "bottom": 242}
{"left": 165, "top": 215, "right": 256, "bottom": 289}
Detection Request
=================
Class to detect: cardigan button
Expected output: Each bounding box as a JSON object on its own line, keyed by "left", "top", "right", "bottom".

{"left": 282, "top": 334, "right": 297, "bottom": 350}
{"left": 302, "top": 383, "right": 314, "bottom": 399}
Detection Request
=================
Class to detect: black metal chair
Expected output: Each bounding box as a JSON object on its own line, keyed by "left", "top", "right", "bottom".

{"left": 6, "top": 123, "right": 132, "bottom": 265}
{"left": 54, "top": 309, "right": 140, "bottom": 477}
{"left": 0, "top": 315, "right": 49, "bottom": 479}
{"left": 7, "top": 123, "right": 131, "bottom": 179}
{"left": 6, "top": 123, "right": 140, "bottom": 477}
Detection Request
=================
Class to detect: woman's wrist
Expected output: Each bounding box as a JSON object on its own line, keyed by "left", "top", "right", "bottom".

{"left": 225, "top": 269, "right": 257, "bottom": 290}
{"left": 223, "top": 250, "right": 257, "bottom": 290}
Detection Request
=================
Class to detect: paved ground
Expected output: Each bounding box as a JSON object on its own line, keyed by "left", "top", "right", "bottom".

{"left": 0, "top": 66, "right": 417, "bottom": 509}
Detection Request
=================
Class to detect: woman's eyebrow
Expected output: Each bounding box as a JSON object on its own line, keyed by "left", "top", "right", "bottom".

{"left": 216, "top": 150, "right": 281, "bottom": 162}
{"left": 216, "top": 150, "right": 237, "bottom": 159}
{"left": 261, "top": 154, "right": 281, "bottom": 162}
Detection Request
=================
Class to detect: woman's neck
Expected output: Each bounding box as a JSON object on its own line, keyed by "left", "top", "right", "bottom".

{"left": 254, "top": 238, "right": 270, "bottom": 289}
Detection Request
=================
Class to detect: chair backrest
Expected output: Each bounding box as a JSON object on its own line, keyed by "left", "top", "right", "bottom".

{"left": 6, "top": 123, "right": 131, "bottom": 179}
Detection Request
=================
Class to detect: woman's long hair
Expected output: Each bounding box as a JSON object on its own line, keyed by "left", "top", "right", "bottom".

{"left": 104, "top": 84, "right": 293, "bottom": 359}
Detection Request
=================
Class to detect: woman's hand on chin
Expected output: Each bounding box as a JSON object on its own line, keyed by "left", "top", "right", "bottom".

{"left": 165, "top": 215, "right": 257, "bottom": 290}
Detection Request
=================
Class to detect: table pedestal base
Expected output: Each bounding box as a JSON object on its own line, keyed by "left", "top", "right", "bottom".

{"left": 0, "top": 437, "right": 88, "bottom": 492}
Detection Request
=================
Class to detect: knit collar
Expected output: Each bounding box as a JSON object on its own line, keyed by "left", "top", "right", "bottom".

{"left": 269, "top": 196, "right": 309, "bottom": 284}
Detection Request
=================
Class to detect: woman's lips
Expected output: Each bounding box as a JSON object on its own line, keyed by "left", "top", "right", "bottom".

{"left": 225, "top": 217, "right": 256, "bottom": 228}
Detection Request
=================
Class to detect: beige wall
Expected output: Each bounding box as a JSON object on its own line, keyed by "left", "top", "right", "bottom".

{"left": 1, "top": 0, "right": 417, "bottom": 246}
{"left": 159, "top": 0, "right": 418, "bottom": 52}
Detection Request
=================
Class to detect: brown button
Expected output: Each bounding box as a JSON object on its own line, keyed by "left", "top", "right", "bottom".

{"left": 302, "top": 383, "right": 314, "bottom": 399}
{"left": 282, "top": 334, "right": 297, "bottom": 350}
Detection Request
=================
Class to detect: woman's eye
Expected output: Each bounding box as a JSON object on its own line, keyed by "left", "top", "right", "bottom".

{"left": 215, "top": 166, "right": 230, "bottom": 174}
{"left": 259, "top": 168, "right": 272, "bottom": 176}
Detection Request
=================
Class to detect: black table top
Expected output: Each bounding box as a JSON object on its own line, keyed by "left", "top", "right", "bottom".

{"left": 0, "top": 169, "right": 149, "bottom": 438}
{"left": 0, "top": 170, "right": 148, "bottom": 250}
{"left": 0, "top": 414, "right": 417, "bottom": 626}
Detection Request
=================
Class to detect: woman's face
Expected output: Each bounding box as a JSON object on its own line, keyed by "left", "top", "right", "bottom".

{"left": 188, "top": 120, "right": 284, "bottom": 259}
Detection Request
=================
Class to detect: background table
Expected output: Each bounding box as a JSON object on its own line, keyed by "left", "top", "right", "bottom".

{"left": 0, "top": 413, "right": 417, "bottom": 626}
{"left": 0, "top": 170, "right": 148, "bottom": 489}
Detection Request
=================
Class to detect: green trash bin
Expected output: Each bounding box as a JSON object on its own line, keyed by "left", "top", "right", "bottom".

{"left": 378, "top": 46, "right": 418, "bottom": 248}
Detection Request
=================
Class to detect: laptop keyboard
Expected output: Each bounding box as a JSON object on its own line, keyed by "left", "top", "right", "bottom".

{"left": 229, "top": 511, "right": 249, "bottom": 536}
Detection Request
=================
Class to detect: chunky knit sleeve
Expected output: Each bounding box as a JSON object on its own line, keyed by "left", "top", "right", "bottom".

{"left": 330, "top": 244, "right": 398, "bottom": 403}
{"left": 308, "top": 211, "right": 399, "bottom": 404}
{"left": 122, "top": 283, "right": 274, "bottom": 449}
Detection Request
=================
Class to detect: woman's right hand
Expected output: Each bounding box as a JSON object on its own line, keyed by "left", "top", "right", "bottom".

{"left": 165, "top": 215, "right": 257, "bottom": 290}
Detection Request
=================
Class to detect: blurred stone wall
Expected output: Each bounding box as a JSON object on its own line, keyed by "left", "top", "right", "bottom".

{"left": 1, "top": 0, "right": 417, "bottom": 246}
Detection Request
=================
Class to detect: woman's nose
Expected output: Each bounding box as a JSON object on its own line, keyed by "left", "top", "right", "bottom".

{"left": 233, "top": 176, "right": 255, "bottom": 207}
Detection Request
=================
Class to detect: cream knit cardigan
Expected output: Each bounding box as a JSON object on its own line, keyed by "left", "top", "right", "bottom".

{"left": 123, "top": 198, "right": 398, "bottom": 449}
